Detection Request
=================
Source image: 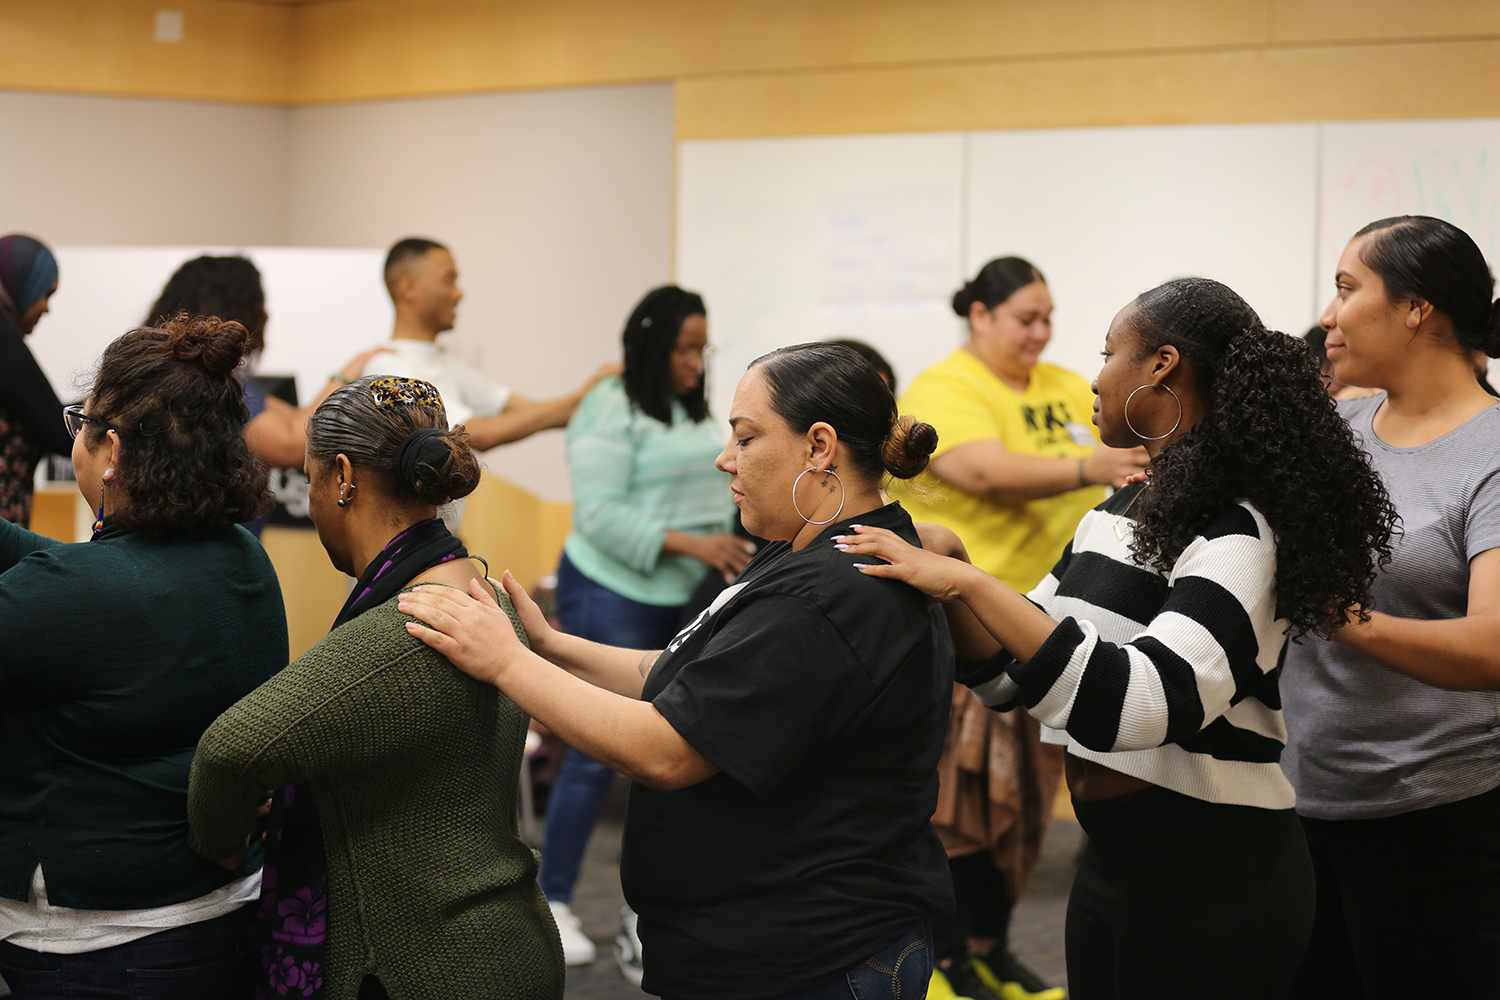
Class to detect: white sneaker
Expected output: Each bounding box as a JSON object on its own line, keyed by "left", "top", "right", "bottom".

{"left": 547, "top": 900, "right": 597, "bottom": 966}
{"left": 615, "top": 905, "right": 644, "bottom": 985}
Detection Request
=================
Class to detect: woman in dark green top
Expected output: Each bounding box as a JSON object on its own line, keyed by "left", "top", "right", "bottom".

{"left": 0, "top": 316, "right": 287, "bottom": 998}
{"left": 188, "top": 376, "right": 564, "bottom": 1000}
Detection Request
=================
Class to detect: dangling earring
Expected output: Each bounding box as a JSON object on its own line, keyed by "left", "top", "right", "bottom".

{"left": 91, "top": 468, "right": 112, "bottom": 540}
{"left": 791, "top": 467, "right": 846, "bottom": 526}
{"left": 1123, "top": 384, "right": 1183, "bottom": 441}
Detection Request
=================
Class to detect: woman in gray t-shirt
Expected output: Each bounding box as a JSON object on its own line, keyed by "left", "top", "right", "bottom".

{"left": 1282, "top": 215, "right": 1500, "bottom": 997}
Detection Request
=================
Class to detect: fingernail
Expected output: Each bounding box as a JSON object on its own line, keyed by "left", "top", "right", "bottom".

{"left": 834, "top": 543, "right": 848, "bottom": 551}
{"left": 849, "top": 524, "right": 863, "bottom": 529}
{"left": 831, "top": 535, "right": 846, "bottom": 542}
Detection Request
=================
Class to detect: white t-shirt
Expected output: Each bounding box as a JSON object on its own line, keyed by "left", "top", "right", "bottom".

{"left": 0, "top": 865, "right": 260, "bottom": 954}
{"left": 362, "top": 338, "right": 512, "bottom": 428}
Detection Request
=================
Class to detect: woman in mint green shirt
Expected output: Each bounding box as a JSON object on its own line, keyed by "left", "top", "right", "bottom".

{"left": 542, "top": 286, "right": 744, "bottom": 971}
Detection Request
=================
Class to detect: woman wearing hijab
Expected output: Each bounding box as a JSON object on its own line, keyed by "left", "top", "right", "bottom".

{"left": 0, "top": 235, "right": 71, "bottom": 527}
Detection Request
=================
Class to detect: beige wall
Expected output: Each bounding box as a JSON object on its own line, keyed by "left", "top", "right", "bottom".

{"left": 0, "top": 90, "right": 290, "bottom": 245}
{"left": 283, "top": 83, "right": 675, "bottom": 500}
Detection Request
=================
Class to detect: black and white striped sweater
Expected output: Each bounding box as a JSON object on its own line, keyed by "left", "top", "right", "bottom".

{"left": 961, "top": 482, "right": 1295, "bottom": 809}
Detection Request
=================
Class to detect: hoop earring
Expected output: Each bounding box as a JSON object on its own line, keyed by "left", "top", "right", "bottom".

{"left": 1123, "top": 384, "right": 1183, "bottom": 441}
{"left": 791, "top": 468, "right": 845, "bottom": 526}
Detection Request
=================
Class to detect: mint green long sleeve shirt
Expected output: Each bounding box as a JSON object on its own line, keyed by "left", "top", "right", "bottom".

{"left": 561, "top": 377, "right": 734, "bottom": 606}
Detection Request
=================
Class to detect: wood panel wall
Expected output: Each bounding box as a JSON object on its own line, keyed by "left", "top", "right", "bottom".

{"left": 3, "top": 0, "right": 1499, "bottom": 135}
{"left": 0, "top": 0, "right": 291, "bottom": 102}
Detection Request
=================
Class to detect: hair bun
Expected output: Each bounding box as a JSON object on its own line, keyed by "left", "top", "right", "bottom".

{"left": 1484, "top": 298, "right": 1500, "bottom": 358}
{"left": 881, "top": 415, "right": 939, "bottom": 480}
{"left": 396, "top": 426, "right": 482, "bottom": 505}
{"left": 950, "top": 283, "right": 976, "bottom": 318}
{"left": 163, "top": 313, "right": 248, "bottom": 376}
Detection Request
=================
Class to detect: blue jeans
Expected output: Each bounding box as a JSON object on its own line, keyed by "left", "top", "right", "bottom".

{"left": 539, "top": 555, "right": 686, "bottom": 904}
{"left": 762, "top": 922, "right": 933, "bottom": 1000}
{"left": 0, "top": 903, "right": 255, "bottom": 1000}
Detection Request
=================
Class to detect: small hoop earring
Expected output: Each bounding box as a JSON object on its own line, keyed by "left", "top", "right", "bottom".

{"left": 791, "top": 468, "right": 845, "bottom": 525}
{"left": 1123, "top": 384, "right": 1183, "bottom": 441}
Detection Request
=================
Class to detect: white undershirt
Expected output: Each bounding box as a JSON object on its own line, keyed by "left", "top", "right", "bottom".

{"left": 0, "top": 865, "right": 261, "bottom": 954}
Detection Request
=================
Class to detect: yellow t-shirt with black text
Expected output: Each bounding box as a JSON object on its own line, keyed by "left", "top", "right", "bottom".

{"left": 890, "top": 349, "right": 1105, "bottom": 592}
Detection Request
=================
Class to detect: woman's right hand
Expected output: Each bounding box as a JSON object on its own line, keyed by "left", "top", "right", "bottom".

{"left": 671, "top": 531, "right": 757, "bottom": 583}
{"left": 399, "top": 575, "right": 532, "bottom": 686}
{"left": 835, "top": 525, "right": 978, "bottom": 603}
{"left": 1082, "top": 444, "right": 1150, "bottom": 488}
{"left": 489, "top": 571, "right": 560, "bottom": 659}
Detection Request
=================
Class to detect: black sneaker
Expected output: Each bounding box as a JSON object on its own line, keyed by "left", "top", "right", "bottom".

{"left": 942, "top": 958, "right": 1004, "bottom": 1000}
{"left": 973, "top": 948, "right": 1066, "bottom": 1000}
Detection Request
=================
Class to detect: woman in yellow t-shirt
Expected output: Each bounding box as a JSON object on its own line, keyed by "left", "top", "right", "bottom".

{"left": 894, "top": 256, "right": 1146, "bottom": 1000}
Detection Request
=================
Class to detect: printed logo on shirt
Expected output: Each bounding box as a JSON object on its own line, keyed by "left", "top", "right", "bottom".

{"left": 665, "top": 582, "right": 749, "bottom": 654}
{"left": 1021, "top": 402, "right": 1083, "bottom": 452}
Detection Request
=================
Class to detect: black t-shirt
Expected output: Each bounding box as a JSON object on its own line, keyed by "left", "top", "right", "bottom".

{"left": 621, "top": 502, "right": 955, "bottom": 1000}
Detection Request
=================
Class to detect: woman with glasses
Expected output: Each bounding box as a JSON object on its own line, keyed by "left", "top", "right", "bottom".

{"left": 0, "top": 316, "right": 287, "bottom": 997}
{"left": 536, "top": 286, "right": 746, "bottom": 976}
{"left": 187, "top": 376, "right": 563, "bottom": 1000}
{"left": 0, "top": 234, "right": 73, "bottom": 528}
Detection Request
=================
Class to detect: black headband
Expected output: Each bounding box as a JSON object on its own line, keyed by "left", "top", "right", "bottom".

{"left": 392, "top": 427, "right": 448, "bottom": 489}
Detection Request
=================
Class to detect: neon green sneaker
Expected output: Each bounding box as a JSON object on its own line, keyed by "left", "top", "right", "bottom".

{"left": 972, "top": 950, "right": 1066, "bottom": 1000}
{"left": 929, "top": 967, "right": 977, "bottom": 1000}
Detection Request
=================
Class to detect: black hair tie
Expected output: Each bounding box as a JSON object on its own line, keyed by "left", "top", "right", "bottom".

{"left": 392, "top": 427, "right": 448, "bottom": 489}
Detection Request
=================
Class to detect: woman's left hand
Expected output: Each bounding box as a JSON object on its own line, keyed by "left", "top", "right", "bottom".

{"left": 834, "top": 525, "right": 975, "bottom": 603}
{"left": 399, "top": 578, "right": 526, "bottom": 686}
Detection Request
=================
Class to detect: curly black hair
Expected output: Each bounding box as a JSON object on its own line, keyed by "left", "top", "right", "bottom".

{"left": 87, "top": 315, "right": 273, "bottom": 535}
{"left": 1124, "top": 277, "right": 1399, "bottom": 639}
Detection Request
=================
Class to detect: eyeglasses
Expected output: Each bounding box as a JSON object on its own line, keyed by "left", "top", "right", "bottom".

{"left": 62, "top": 404, "right": 114, "bottom": 440}
{"left": 672, "top": 344, "right": 716, "bottom": 362}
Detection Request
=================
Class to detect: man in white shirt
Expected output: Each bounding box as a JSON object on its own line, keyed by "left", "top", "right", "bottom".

{"left": 366, "top": 237, "right": 617, "bottom": 448}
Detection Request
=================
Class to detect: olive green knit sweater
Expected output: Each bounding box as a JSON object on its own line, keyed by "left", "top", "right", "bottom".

{"left": 187, "top": 589, "right": 564, "bottom": 1000}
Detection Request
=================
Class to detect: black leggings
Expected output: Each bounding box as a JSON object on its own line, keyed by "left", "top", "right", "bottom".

{"left": 931, "top": 850, "right": 1014, "bottom": 963}
{"left": 1291, "top": 784, "right": 1500, "bottom": 999}
{"left": 1067, "top": 785, "right": 1314, "bottom": 1000}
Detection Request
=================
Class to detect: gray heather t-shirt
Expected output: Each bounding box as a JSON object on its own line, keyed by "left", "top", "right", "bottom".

{"left": 1282, "top": 394, "right": 1500, "bottom": 820}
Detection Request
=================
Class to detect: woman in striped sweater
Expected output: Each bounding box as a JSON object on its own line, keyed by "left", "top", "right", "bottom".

{"left": 839, "top": 277, "right": 1398, "bottom": 1000}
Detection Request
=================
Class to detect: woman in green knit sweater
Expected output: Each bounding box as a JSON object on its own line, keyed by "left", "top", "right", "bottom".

{"left": 187, "top": 376, "right": 563, "bottom": 1000}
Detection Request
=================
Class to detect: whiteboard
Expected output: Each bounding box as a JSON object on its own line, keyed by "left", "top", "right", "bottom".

{"left": 1318, "top": 119, "right": 1500, "bottom": 306}
{"left": 32, "top": 246, "right": 392, "bottom": 407}
{"left": 678, "top": 119, "right": 1500, "bottom": 401}
{"left": 967, "top": 124, "right": 1319, "bottom": 382}
{"left": 677, "top": 134, "right": 965, "bottom": 418}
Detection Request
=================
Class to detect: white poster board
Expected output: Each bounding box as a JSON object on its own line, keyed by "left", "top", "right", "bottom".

{"left": 966, "top": 123, "right": 1319, "bottom": 382}
{"left": 31, "top": 246, "right": 392, "bottom": 407}
{"left": 677, "top": 134, "right": 965, "bottom": 417}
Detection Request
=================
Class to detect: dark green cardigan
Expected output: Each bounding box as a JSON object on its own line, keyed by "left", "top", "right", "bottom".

{"left": 0, "top": 518, "right": 287, "bottom": 908}
{"left": 187, "top": 589, "right": 564, "bottom": 1000}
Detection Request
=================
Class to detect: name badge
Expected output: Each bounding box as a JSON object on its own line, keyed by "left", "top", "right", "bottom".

{"left": 1065, "top": 421, "right": 1095, "bottom": 447}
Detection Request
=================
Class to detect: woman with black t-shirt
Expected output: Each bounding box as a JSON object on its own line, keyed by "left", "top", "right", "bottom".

{"left": 400, "top": 343, "right": 953, "bottom": 1000}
